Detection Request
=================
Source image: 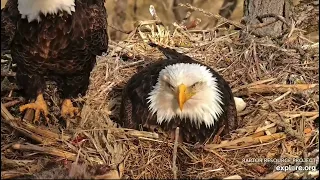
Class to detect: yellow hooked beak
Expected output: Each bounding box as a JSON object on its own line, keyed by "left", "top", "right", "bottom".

{"left": 178, "top": 84, "right": 195, "bottom": 111}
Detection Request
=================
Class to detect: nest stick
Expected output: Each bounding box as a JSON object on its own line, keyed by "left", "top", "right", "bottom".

{"left": 1, "top": 103, "right": 64, "bottom": 143}
{"left": 234, "top": 84, "right": 318, "bottom": 96}
{"left": 223, "top": 175, "right": 242, "bottom": 179}
{"left": 267, "top": 102, "right": 305, "bottom": 142}
{"left": 125, "top": 129, "right": 159, "bottom": 139}
{"left": 1, "top": 103, "right": 53, "bottom": 144}
{"left": 20, "top": 122, "right": 70, "bottom": 141}
{"left": 9, "top": 125, "right": 48, "bottom": 144}
{"left": 261, "top": 90, "right": 292, "bottom": 109}
{"left": 256, "top": 13, "right": 290, "bottom": 27}
{"left": 205, "top": 149, "right": 238, "bottom": 174}
{"left": 2, "top": 99, "right": 22, "bottom": 108}
{"left": 249, "top": 131, "right": 265, "bottom": 138}
{"left": 232, "top": 78, "right": 277, "bottom": 93}
{"left": 23, "top": 109, "right": 34, "bottom": 122}
{"left": 1, "top": 102, "right": 15, "bottom": 120}
{"left": 254, "top": 123, "right": 277, "bottom": 133}
{"left": 204, "top": 132, "right": 286, "bottom": 150}
{"left": 276, "top": 111, "right": 319, "bottom": 118}
{"left": 172, "top": 127, "right": 179, "bottom": 179}
{"left": 1, "top": 170, "right": 30, "bottom": 180}
{"left": 212, "top": 125, "right": 225, "bottom": 143}
{"left": 12, "top": 143, "right": 77, "bottom": 161}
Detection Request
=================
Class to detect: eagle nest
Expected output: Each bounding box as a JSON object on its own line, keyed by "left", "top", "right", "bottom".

{"left": 1, "top": 7, "right": 319, "bottom": 180}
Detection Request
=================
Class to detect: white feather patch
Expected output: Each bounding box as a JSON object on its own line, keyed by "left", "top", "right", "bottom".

{"left": 18, "top": 0, "right": 76, "bottom": 22}
{"left": 147, "top": 63, "right": 224, "bottom": 128}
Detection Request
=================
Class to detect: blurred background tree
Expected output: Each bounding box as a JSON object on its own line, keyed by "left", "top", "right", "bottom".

{"left": 1, "top": 0, "right": 318, "bottom": 42}
{"left": 1, "top": 0, "right": 243, "bottom": 41}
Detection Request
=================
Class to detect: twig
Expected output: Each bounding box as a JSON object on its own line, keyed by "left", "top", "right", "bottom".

{"left": 20, "top": 121, "right": 70, "bottom": 141}
{"left": 138, "top": 137, "right": 172, "bottom": 144}
{"left": 120, "top": 60, "right": 145, "bottom": 69}
{"left": 12, "top": 143, "right": 77, "bottom": 161}
{"left": 107, "top": 24, "right": 132, "bottom": 34}
{"left": 109, "top": 41, "right": 149, "bottom": 59}
{"left": 256, "top": 13, "right": 290, "bottom": 27}
{"left": 172, "top": 127, "right": 179, "bottom": 179}
{"left": 1, "top": 170, "right": 31, "bottom": 179}
{"left": 204, "top": 132, "right": 286, "bottom": 150}
{"left": 179, "top": 3, "right": 244, "bottom": 29}
{"left": 234, "top": 84, "right": 318, "bottom": 96}
{"left": 254, "top": 123, "right": 277, "bottom": 133}
{"left": 250, "top": 19, "right": 279, "bottom": 29}
{"left": 252, "top": 42, "right": 262, "bottom": 77}
{"left": 223, "top": 175, "right": 242, "bottom": 179}
{"left": 1, "top": 157, "right": 35, "bottom": 167}
{"left": 172, "top": 22, "right": 196, "bottom": 42}
{"left": 180, "top": 11, "right": 192, "bottom": 27}
{"left": 212, "top": 125, "right": 225, "bottom": 143}
{"left": 231, "top": 78, "right": 277, "bottom": 93}
{"left": 261, "top": 90, "right": 292, "bottom": 109}
{"left": 1, "top": 103, "right": 55, "bottom": 144}
{"left": 179, "top": 145, "right": 199, "bottom": 162}
{"left": 305, "top": 114, "right": 319, "bottom": 123}
{"left": 2, "top": 99, "right": 23, "bottom": 108}
{"left": 23, "top": 109, "right": 34, "bottom": 122}
{"left": 135, "top": 20, "right": 163, "bottom": 27}
{"left": 107, "top": 128, "right": 159, "bottom": 139}
{"left": 205, "top": 149, "right": 239, "bottom": 174}
{"left": 126, "top": 130, "right": 159, "bottom": 139}
{"left": 149, "top": 5, "right": 160, "bottom": 21}
{"left": 1, "top": 102, "right": 15, "bottom": 120}
{"left": 267, "top": 102, "right": 305, "bottom": 142}
{"left": 276, "top": 111, "right": 319, "bottom": 118}
{"left": 221, "top": 136, "right": 284, "bottom": 151}
{"left": 179, "top": 3, "right": 291, "bottom": 37}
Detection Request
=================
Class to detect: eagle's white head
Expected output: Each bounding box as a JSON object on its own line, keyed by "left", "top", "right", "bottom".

{"left": 18, "top": 0, "right": 76, "bottom": 22}
{"left": 147, "top": 63, "right": 224, "bottom": 128}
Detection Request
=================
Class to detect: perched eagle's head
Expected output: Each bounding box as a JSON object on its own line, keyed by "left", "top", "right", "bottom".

{"left": 147, "top": 63, "right": 224, "bottom": 128}
{"left": 18, "top": 0, "right": 76, "bottom": 22}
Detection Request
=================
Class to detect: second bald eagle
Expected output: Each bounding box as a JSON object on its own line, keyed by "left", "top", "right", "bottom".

{"left": 1, "top": 0, "right": 108, "bottom": 124}
{"left": 118, "top": 43, "right": 238, "bottom": 144}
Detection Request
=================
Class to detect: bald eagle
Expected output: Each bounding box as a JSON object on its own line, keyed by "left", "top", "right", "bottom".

{"left": 118, "top": 43, "right": 238, "bottom": 144}
{"left": 1, "top": 0, "right": 108, "bottom": 124}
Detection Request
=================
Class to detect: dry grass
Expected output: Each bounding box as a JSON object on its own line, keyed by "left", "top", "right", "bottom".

{"left": 1, "top": 3, "right": 319, "bottom": 180}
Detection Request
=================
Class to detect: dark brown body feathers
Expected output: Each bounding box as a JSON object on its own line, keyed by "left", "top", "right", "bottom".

{"left": 119, "top": 44, "right": 237, "bottom": 144}
{"left": 1, "top": 0, "right": 108, "bottom": 99}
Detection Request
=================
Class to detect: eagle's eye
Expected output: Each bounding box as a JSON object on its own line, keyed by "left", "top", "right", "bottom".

{"left": 166, "top": 82, "right": 174, "bottom": 90}
{"left": 191, "top": 82, "right": 199, "bottom": 88}
{"left": 190, "top": 81, "right": 205, "bottom": 90}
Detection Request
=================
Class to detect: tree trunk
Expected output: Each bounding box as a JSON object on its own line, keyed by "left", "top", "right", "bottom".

{"left": 219, "top": 0, "right": 238, "bottom": 19}
{"left": 243, "top": 0, "right": 292, "bottom": 38}
{"left": 173, "top": 0, "right": 194, "bottom": 22}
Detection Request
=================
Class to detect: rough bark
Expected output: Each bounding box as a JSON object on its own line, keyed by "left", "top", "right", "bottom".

{"left": 243, "top": 0, "right": 292, "bottom": 38}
